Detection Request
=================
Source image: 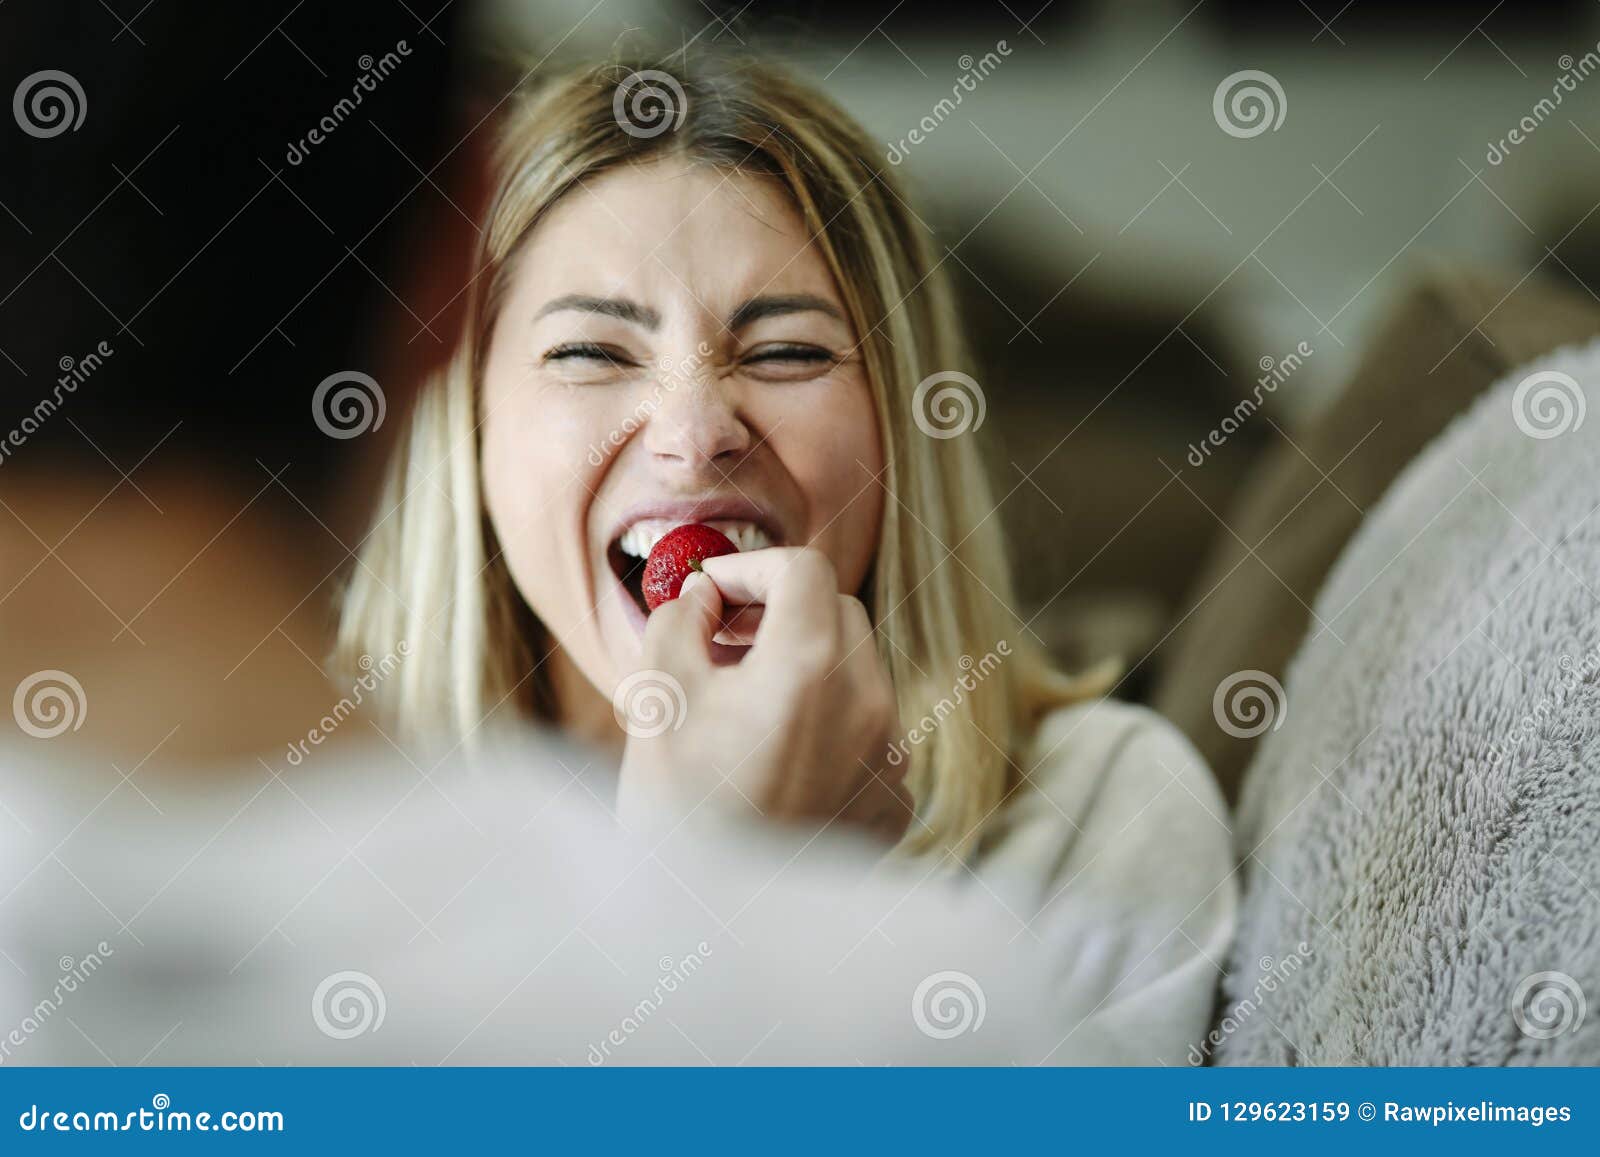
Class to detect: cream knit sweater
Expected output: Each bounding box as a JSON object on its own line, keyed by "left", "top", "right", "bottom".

{"left": 978, "top": 699, "right": 1238, "bottom": 1063}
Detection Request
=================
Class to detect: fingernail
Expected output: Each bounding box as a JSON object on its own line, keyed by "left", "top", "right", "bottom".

{"left": 681, "top": 572, "right": 709, "bottom": 597}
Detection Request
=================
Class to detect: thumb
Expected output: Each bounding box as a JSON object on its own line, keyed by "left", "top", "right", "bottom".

{"left": 644, "top": 570, "right": 724, "bottom": 663}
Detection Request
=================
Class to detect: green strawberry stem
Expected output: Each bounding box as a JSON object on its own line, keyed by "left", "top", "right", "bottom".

{"left": 689, "top": 558, "right": 704, "bottom": 572}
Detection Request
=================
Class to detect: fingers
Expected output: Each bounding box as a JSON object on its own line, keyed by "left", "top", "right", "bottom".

{"left": 696, "top": 549, "right": 793, "bottom": 647}
{"left": 835, "top": 592, "right": 899, "bottom": 736}
{"left": 697, "top": 547, "right": 808, "bottom": 606}
{"left": 662, "top": 548, "right": 910, "bottom": 848}
{"left": 836, "top": 595, "right": 906, "bottom": 844}
{"left": 650, "top": 549, "right": 874, "bottom": 681}
{"left": 746, "top": 550, "right": 841, "bottom": 659}
{"left": 711, "top": 603, "right": 764, "bottom": 647}
{"left": 698, "top": 548, "right": 847, "bottom": 655}
{"left": 642, "top": 570, "right": 723, "bottom": 668}
{"left": 835, "top": 591, "right": 873, "bottom": 651}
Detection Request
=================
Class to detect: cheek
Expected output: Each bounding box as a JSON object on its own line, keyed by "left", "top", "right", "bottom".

{"left": 479, "top": 381, "right": 607, "bottom": 617}
{"left": 483, "top": 375, "right": 603, "bottom": 485}
{"left": 482, "top": 392, "right": 566, "bottom": 534}
{"left": 774, "top": 380, "right": 885, "bottom": 586}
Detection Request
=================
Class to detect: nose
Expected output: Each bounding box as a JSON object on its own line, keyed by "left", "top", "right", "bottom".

{"left": 641, "top": 369, "right": 751, "bottom": 473}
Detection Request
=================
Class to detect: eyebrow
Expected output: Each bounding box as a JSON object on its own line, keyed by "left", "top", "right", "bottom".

{"left": 727, "top": 293, "right": 844, "bottom": 330}
{"left": 533, "top": 292, "right": 843, "bottom": 332}
{"left": 534, "top": 294, "right": 661, "bottom": 329}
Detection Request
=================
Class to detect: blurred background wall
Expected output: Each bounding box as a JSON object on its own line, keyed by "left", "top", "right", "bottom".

{"left": 465, "top": 0, "right": 1600, "bottom": 689}
{"left": 4, "top": 0, "right": 1598, "bottom": 715}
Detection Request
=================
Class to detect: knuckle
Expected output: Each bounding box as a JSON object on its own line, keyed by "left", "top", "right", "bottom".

{"left": 854, "top": 650, "right": 896, "bottom": 714}
{"left": 786, "top": 639, "right": 835, "bottom": 678}
{"left": 837, "top": 593, "right": 870, "bottom": 627}
{"left": 783, "top": 547, "right": 836, "bottom": 590}
{"left": 849, "top": 681, "right": 897, "bottom": 745}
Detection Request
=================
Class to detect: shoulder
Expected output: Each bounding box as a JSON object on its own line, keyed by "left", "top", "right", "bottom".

{"left": 1021, "top": 699, "right": 1226, "bottom": 830}
{"left": 976, "top": 700, "right": 1238, "bottom": 1063}
{"left": 985, "top": 699, "right": 1234, "bottom": 908}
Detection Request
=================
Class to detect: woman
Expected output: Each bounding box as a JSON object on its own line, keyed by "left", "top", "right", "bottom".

{"left": 339, "top": 55, "right": 1234, "bottom": 1060}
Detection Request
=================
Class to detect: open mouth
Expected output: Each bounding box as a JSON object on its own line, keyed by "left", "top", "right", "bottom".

{"left": 606, "top": 519, "right": 776, "bottom": 616}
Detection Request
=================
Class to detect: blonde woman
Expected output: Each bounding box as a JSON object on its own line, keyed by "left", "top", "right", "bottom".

{"left": 341, "top": 55, "right": 1234, "bottom": 1060}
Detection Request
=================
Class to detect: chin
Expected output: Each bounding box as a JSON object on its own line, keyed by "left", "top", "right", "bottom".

{"left": 592, "top": 592, "right": 646, "bottom": 683}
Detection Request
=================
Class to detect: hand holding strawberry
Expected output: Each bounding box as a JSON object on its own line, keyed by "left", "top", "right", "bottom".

{"left": 617, "top": 547, "right": 912, "bottom": 846}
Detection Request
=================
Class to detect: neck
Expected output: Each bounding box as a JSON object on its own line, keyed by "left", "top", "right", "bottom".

{"left": 546, "top": 644, "right": 625, "bottom": 757}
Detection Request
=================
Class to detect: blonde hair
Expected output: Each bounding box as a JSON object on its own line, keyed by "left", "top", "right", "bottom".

{"left": 339, "top": 54, "right": 1101, "bottom": 858}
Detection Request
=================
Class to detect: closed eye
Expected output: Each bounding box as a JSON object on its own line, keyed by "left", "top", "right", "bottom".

{"left": 744, "top": 344, "right": 836, "bottom": 365}
{"left": 543, "top": 342, "right": 635, "bottom": 366}
{"left": 740, "top": 343, "right": 842, "bottom": 382}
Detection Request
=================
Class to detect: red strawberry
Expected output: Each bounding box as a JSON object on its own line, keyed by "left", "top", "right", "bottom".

{"left": 642, "top": 523, "right": 738, "bottom": 611}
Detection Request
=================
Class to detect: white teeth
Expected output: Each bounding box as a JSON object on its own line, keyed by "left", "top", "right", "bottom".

{"left": 617, "top": 521, "right": 672, "bottom": 559}
{"left": 615, "top": 519, "right": 773, "bottom": 558}
{"left": 705, "top": 520, "right": 773, "bottom": 553}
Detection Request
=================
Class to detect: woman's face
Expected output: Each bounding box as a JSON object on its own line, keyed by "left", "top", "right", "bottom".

{"left": 479, "top": 158, "right": 886, "bottom": 696}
